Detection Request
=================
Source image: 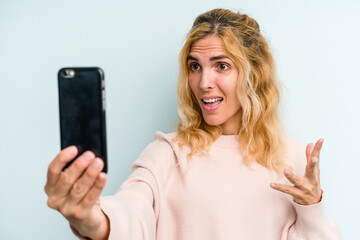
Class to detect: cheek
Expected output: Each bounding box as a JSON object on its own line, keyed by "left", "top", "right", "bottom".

{"left": 220, "top": 75, "right": 239, "bottom": 105}
{"left": 188, "top": 76, "right": 198, "bottom": 95}
{"left": 218, "top": 81, "right": 236, "bottom": 98}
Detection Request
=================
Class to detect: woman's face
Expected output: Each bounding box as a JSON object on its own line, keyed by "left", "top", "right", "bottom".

{"left": 188, "top": 35, "right": 241, "bottom": 135}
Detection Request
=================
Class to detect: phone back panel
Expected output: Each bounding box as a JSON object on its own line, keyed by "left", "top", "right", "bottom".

{"left": 58, "top": 67, "right": 107, "bottom": 172}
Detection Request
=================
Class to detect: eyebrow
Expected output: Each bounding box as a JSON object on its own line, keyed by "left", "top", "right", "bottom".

{"left": 210, "top": 55, "right": 230, "bottom": 61}
{"left": 187, "top": 55, "right": 230, "bottom": 62}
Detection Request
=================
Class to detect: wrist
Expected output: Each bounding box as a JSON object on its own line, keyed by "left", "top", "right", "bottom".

{"left": 94, "top": 211, "right": 110, "bottom": 240}
{"left": 69, "top": 208, "right": 110, "bottom": 240}
{"left": 294, "top": 188, "right": 323, "bottom": 206}
{"left": 83, "top": 210, "right": 110, "bottom": 240}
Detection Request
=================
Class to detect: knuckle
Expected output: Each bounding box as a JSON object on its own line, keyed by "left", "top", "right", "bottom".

{"left": 60, "top": 206, "right": 71, "bottom": 217}
{"left": 60, "top": 172, "right": 73, "bottom": 186}
{"left": 59, "top": 203, "right": 73, "bottom": 217}
{"left": 86, "top": 167, "right": 99, "bottom": 178}
{"left": 71, "top": 182, "right": 85, "bottom": 195}
{"left": 47, "top": 196, "right": 58, "bottom": 209}
{"left": 73, "top": 158, "right": 87, "bottom": 171}
{"left": 85, "top": 192, "right": 98, "bottom": 204}
{"left": 48, "top": 162, "right": 57, "bottom": 176}
{"left": 294, "top": 176, "right": 302, "bottom": 185}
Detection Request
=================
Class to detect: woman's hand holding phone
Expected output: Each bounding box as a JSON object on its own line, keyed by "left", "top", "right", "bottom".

{"left": 44, "top": 146, "right": 110, "bottom": 239}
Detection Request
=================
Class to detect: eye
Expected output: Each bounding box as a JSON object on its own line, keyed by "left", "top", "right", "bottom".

{"left": 189, "top": 63, "right": 201, "bottom": 71}
{"left": 217, "top": 63, "right": 229, "bottom": 71}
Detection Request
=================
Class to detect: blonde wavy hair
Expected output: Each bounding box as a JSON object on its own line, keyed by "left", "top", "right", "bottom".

{"left": 175, "top": 8, "right": 287, "bottom": 174}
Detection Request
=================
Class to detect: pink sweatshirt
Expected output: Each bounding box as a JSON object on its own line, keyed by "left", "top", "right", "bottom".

{"left": 84, "top": 132, "right": 341, "bottom": 239}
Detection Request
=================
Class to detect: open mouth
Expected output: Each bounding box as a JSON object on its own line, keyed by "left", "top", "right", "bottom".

{"left": 201, "top": 97, "right": 223, "bottom": 104}
{"left": 200, "top": 97, "right": 223, "bottom": 111}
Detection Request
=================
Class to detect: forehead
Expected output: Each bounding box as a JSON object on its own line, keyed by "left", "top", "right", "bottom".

{"left": 190, "top": 35, "right": 225, "bottom": 55}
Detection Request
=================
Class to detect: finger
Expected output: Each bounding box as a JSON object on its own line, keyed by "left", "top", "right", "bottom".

{"left": 305, "top": 139, "right": 323, "bottom": 178}
{"left": 54, "top": 151, "right": 96, "bottom": 198}
{"left": 270, "top": 182, "right": 303, "bottom": 198}
{"left": 67, "top": 158, "right": 104, "bottom": 206}
{"left": 310, "top": 138, "right": 324, "bottom": 161}
{"left": 305, "top": 143, "right": 314, "bottom": 164}
{"left": 45, "top": 146, "right": 78, "bottom": 195}
{"left": 80, "top": 172, "right": 107, "bottom": 209}
{"left": 306, "top": 156, "right": 320, "bottom": 179}
{"left": 283, "top": 169, "right": 304, "bottom": 188}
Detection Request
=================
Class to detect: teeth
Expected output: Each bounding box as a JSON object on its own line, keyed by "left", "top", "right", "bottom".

{"left": 203, "top": 98, "right": 222, "bottom": 103}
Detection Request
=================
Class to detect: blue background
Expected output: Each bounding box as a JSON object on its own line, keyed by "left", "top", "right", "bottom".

{"left": 1, "top": 0, "right": 359, "bottom": 239}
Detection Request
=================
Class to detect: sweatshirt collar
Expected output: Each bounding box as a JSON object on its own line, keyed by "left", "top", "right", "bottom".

{"left": 212, "top": 134, "right": 240, "bottom": 148}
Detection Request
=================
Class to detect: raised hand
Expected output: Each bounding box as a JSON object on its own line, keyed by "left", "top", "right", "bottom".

{"left": 270, "top": 139, "right": 324, "bottom": 205}
{"left": 44, "top": 146, "right": 109, "bottom": 239}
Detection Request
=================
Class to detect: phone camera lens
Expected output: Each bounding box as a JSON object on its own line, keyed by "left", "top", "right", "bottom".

{"left": 62, "top": 69, "right": 75, "bottom": 78}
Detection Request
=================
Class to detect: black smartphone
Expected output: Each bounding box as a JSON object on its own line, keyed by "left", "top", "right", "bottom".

{"left": 58, "top": 67, "right": 107, "bottom": 173}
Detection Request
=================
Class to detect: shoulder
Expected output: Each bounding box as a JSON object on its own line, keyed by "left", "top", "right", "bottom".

{"left": 283, "top": 134, "right": 307, "bottom": 176}
{"left": 139, "top": 131, "right": 178, "bottom": 160}
{"left": 133, "top": 131, "right": 183, "bottom": 174}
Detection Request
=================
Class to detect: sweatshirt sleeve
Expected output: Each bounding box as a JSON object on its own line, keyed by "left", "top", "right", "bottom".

{"left": 284, "top": 135, "right": 342, "bottom": 239}
{"left": 99, "top": 169, "right": 157, "bottom": 240}
{"left": 286, "top": 197, "right": 342, "bottom": 239}
{"left": 98, "top": 135, "right": 175, "bottom": 240}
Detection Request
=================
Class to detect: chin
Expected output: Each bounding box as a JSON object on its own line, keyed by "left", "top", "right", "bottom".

{"left": 203, "top": 116, "right": 223, "bottom": 127}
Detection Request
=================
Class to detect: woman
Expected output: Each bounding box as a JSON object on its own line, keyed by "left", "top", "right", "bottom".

{"left": 45, "top": 8, "right": 342, "bottom": 239}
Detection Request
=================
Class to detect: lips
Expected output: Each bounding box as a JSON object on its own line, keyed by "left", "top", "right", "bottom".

{"left": 201, "top": 97, "right": 223, "bottom": 104}
{"left": 201, "top": 97, "right": 223, "bottom": 111}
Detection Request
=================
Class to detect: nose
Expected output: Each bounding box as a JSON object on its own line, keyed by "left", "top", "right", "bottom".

{"left": 199, "top": 69, "right": 215, "bottom": 91}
